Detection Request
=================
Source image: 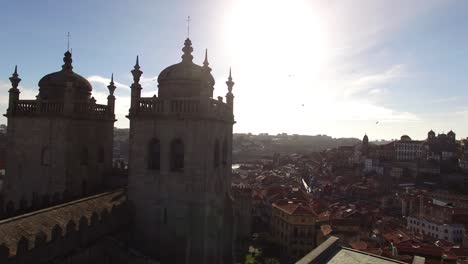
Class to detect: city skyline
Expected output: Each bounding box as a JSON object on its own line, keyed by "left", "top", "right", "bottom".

{"left": 1, "top": 0, "right": 468, "bottom": 140}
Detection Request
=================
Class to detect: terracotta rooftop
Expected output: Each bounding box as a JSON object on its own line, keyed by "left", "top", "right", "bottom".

{"left": 321, "top": 224, "right": 333, "bottom": 236}
{"left": 274, "top": 203, "right": 317, "bottom": 216}
{"left": 0, "top": 189, "right": 126, "bottom": 257}
{"left": 382, "top": 230, "right": 411, "bottom": 245}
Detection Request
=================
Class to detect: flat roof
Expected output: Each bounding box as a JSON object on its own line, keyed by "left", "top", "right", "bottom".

{"left": 327, "top": 248, "right": 407, "bottom": 264}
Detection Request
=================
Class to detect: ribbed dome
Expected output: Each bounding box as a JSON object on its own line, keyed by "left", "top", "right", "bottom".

{"left": 158, "top": 62, "right": 210, "bottom": 83}
{"left": 157, "top": 39, "right": 215, "bottom": 98}
{"left": 38, "top": 51, "right": 92, "bottom": 101}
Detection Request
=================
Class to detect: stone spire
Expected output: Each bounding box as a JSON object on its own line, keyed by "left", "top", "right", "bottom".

{"left": 226, "top": 68, "right": 234, "bottom": 93}
{"left": 226, "top": 68, "right": 235, "bottom": 111}
{"left": 200, "top": 49, "right": 214, "bottom": 97}
{"left": 107, "top": 73, "right": 116, "bottom": 96}
{"left": 131, "top": 55, "right": 142, "bottom": 84}
{"left": 62, "top": 51, "right": 73, "bottom": 71}
{"left": 203, "top": 49, "right": 210, "bottom": 68}
{"left": 107, "top": 73, "right": 116, "bottom": 117}
{"left": 181, "top": 38, "right": 194, "bottom": 63}
{"left": 8, "top": 65, "right": 21, "bottom": 115}
{"left": 9, "top": 65, "right": 21, "bottom": 89}
{"left": 130, "top": 56, "right": 143, "bottom": 113}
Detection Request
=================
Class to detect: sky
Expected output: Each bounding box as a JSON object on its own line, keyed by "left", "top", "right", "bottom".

{"left": 1, "top": 0, "right": 468, "bottom": 140}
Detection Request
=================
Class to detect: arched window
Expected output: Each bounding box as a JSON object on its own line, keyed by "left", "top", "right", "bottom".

{"left": 80, "top": 147, "right": 88, "bottom": 165}
{"left": 98, "top": 147, "right": 104, "bottom": 163}
{"left": 170, "top": 138, "right": 184, "bottom": 171}
{"left": 214, "top": 139, "right": 220, "bottom": 168}
{"left": 148, "top": 138, "right": 161, "bottom": 170}
{"left": 222, "top": 139, "right": 228, "bottom": 167}
{"left": 41, "top": 147, "right": 50, "bottom": 166}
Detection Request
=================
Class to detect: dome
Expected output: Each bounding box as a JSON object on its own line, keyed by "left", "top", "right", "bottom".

{"left": 400, "top": 135, "right": 412, "bottom": 141}
{"left": 38, "top": 51, "right": 92, "bottom": 101}
{"left": 158, "top": 62, "right": 211, "bottom": 84}
{"left": 157, "top": 39, "right": 215, "bottom": 98}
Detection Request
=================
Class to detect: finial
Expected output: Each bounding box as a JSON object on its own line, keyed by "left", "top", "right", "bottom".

{"left": 181, "top": 38, "right": 194, "bottom": 63}
{"left": 62, "top": 51, "right": 73, "bottom": 71}
{"left": 9, "top": 65, "right": 21, "bottom": 89}
{"left": 107, "top": 73, "right": 116, "bottom": 96}
{"left": 135, "top": 55, "right": 140, "bottom": 69}
{"left": 186, "top": 16, "right": 191, "bottom": 38}
{"left": 131, "top": 55, "right": 143, "bottom": 83}
{"left": 226, "top": 67, "right": 234, "bottom": 92}
{"left": 203, "top": 49, "right": 209, "bottom": 67}
{"left": 66, "top": 32, "right": 71, "bottom": 52}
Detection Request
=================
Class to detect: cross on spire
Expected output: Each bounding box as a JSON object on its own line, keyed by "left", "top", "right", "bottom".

{"left": 66, "top": 32, "right": 71, "bottom": 51}
{"left": 186, "top": 16, "right": 191, "bottom": 38}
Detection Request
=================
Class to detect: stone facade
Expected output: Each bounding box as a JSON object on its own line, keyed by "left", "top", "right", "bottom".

{"left": 0, "top": 39, "right": 238, "bottom": 264}
{"left": 127, "top": 38, "right": 235, "bottom": 263}
{"left": 2, "top": 53, "right": 115, "bottom": 212}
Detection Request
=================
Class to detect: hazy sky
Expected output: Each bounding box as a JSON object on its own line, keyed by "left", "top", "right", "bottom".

{"left": 1, "top": 0, "right": 468, "bottom": 140}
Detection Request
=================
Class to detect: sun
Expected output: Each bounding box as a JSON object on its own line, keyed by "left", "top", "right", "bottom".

{"left": 221, "top": 0, "right": 335, "bottom": 134}
{"left": 223, "top": 0, "right": 329, "bottom": 80}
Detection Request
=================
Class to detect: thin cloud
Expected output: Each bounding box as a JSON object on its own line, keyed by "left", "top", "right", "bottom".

{"left": 344, "top": 64, "right": 405, "bottom": 96}
{"left": 87, "top": 75, "right": 130, "bottom": 90}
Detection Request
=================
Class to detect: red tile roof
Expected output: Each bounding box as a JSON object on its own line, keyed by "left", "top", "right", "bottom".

{"left": 274, "top": 203, "right": 317, "bottom": 216}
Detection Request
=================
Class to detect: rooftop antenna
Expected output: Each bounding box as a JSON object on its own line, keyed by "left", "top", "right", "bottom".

{"left": 66, "top": 32, "right": 71, "bottom": 51}
{"left": 186, "top": 16, "right": 191, "bottom": 38}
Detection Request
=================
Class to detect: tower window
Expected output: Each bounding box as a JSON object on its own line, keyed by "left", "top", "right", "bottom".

{"left": 214, "top": 139, "right": 220, "bottom": 168}
{"left": 222, "top": 139, "right": 228, "bottom": 167}
{"left": 41, "top": 146, "right": 50, "bottom": 166}
{"left": 80, "top": 147, "right": 88, "bottom": 165}
{"left": 163, "top": 208, "right": 167, "bottom": 224}
{"left": 170, "top": 138, "right": 184, "bottom": 171}
{"left": 148, "top": 138, "right": 161, "bottom": 170}
{"left": 98, "top": 147, "right": 105, "bottom": 163}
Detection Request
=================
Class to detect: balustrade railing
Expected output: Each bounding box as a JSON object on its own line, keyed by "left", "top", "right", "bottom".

{"left": 14, "top": 100, "right": 37, "bottom": 114}
{"left": 13, "top": 100, "right": 110, "bottom": 119}
{"left": 135, "top": 97, "right": 232, "bottom": 120}
{"left": 138, "top": 98, "right": 164, "bottom": 113}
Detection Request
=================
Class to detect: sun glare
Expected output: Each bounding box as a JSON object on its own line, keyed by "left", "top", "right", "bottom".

{"left": 222, "top": 0, "right": 334, "bottom": 133}
{"left": 224, "top": 0, "right": 329, "bottom": 77}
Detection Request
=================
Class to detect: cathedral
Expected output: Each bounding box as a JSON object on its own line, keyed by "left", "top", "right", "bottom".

{"left": 0, "top": 38, "right": 237, "bottom": 264}
{"left": 3, "top": 51, "right": 115, "bottom": 213}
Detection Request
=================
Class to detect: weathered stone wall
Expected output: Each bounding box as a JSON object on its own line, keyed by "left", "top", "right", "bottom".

{"left": 3, "top": 116, "right": 113, "bottom": 214}
{"left": 0, "top": 193, "right": 129, "bottom": 264}
{"left": 128, "top": 117, "right": 233, "bottom": 263}
{"left": 4, "top": 117, "right": 68, "bottom": 209}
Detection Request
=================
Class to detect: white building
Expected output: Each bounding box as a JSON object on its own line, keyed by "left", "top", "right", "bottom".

{"left": 406, "top": 216, "right": 464, "bottom": 243}
{"left": 395, "top": 135, "right": 425, "bottom": 161}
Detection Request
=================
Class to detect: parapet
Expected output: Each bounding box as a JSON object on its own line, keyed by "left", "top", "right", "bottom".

{"left": 7, "top": 99, "right": 114, "bottom": 121}
{"left": 133, "top": 96, "right": 234, "bottom": 123}
{"left": 0, "top": 189, "right": 129, "bottom": 262}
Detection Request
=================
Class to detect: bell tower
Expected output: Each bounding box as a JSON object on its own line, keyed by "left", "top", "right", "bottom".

{"left": 127, "top": 39, "right": 235, "bottom": 264}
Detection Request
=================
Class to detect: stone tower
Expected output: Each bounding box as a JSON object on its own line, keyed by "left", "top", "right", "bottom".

{"left": 3, "top": 51, "right": 116, "bottom": 213}
{"left": 127, "top": 39, "right": 235, "bottom": 263}
{"left": 362, "top": 134, "right": 369, "bottom": 155}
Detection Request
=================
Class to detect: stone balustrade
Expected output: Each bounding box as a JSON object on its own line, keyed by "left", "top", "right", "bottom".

{"left": 135, "top": 97, "right": 233, "bottom": 122}
{"left": 11, "top": 100, "right": 112, "bottom": 120}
